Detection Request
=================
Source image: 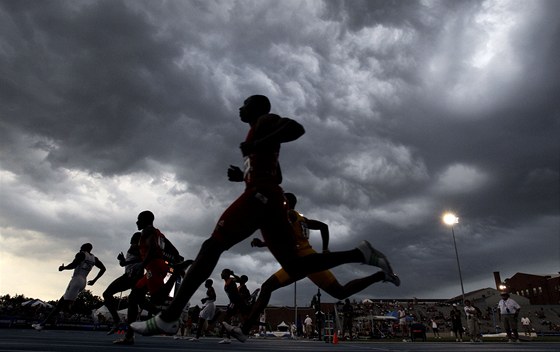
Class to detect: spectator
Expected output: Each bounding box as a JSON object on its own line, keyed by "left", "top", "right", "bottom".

{"left": 450, "top": 304, "right": 464, "bottom": 342}
{"left": 342, "top": 299, "right": 354, "bottom": 339}
{"left": 398, "top": 306, "right": 408, "bottom": 341}
{"left": 464, "top": 300, "right": 481, "bottom": 342}
{"left": 498, "top": 292, "right": 521, "bottom": 343}
{"left": 304, "top": 315, "right": 313, "bottom": 338}
{"left": 430, "top": 319, "right": 441, "bottom": 339}
{"left": 521, "top": 316, "right": 532, "bottom": 336}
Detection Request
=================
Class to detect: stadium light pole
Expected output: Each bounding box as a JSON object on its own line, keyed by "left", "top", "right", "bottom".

{"left": 293, "top": 281, "right": 297, "bottom": 339}
{"left": 443, "top": 213, "right": 465, "bottom": 305}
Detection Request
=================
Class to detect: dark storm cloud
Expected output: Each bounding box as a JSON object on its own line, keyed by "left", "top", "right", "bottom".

{"left": 1, "top": 0, "right": 235, "bottom": 185}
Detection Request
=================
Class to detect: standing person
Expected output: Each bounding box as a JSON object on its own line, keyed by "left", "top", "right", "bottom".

{"left": 188, "top": 279, "right": 216, "bottom": 341}
{"left": 521, "top": 316, "right": 532, "bottom": 337}
{"left": 464, "top": 300, "right": 481, "bottom": 342}
{"left": 131, "top": 95, "right": 394, "bottom": 337}
{"left": 397, "top": 306, "right": 408, "bottom": 341}
{"left": 113, "top": 211, "right": 181, "bottom": 345}
{"left": 304, "top": 315, "right": 313, "bottom": 338}
{"left": 103, "top": 232, "right": 144, "bottom": 335}
{"left": 497, "top": 292, "right": 521, "bottom": 343}
{"left": 430, "top": 318, "right": 441, "bottom": 339}
{"left": 258, "top": 313, "right": 267, "bottom": 335}
{"left": 398, "top": 306, "right": 409, "bottom": 341}
{"left": 450, "top": 304, "right": 464, "bottom": 342}
{"left": 342, "top": 299, "right": 354, "bottom": 339}
{"left": 32, "top": 243, "right": 106, "bottom": 330}
{"left": 174, "top": 305, "right": 191, "bottom": 340}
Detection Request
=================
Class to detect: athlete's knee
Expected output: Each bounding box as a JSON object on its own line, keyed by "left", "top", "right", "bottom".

{"left": 102, "top": 290, "right": 112, "bottom": 301}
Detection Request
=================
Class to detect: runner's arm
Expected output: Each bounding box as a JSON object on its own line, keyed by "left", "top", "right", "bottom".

{"left": 88, "top": 258, "right": 106, "bottom": 285}
{"left": 241, "top": 116, "right": 305, "bottom": 155}
{"left": 306, "top": 218, "right": 330, "bottom": 252}
{"left": 60, "top": 252, "right": 85, "bottom": 271}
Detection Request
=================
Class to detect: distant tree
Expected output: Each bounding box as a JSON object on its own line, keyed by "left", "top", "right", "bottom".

{"left": 72, "top": 290, "right": 104, "bottom": 315}
{"left": 0, "top": 294, "right": 30, "bottom": 308}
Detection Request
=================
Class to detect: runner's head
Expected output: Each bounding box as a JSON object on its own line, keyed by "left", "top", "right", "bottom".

{"left": 80, "top": 243, "right": 93, "bottom": 253}
{"left": 284, "top": 192, "right": 297, "bottom": 209}
{"left": 136, "top": 210, "right": 155, "bottom": 230}
{"left": 239, "top": 95, "right": 271, "bottom": 123}
{"left": 221, "top": 268, "right": 233, "bottom": 279}
{"left": 205, "top": 279, "right": 213, "bottom": 287}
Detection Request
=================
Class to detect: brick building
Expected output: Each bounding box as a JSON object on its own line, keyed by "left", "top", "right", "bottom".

{"left": 493, "top": 271, "right": 560, "bottom": 305}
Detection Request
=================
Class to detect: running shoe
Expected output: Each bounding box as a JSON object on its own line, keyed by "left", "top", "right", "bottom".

{"left": 113, "top": 337, "right": 134, "bottom": 345}
{"left": 188, "top": 337, "right": 199, "bottom": 342}
{"left": 383, "top": 271, "right": 401, "bottom": 287}
{"left": 222, "top": 322, "right": 247, "bottom": 343}
{"left": 218, "top": 338, "right": 231, "bottom": 344}
{"left": 357, "top": 240, "right": 394, "bottom": 274}
{"left": 31, "top": 323, "right": 43, "bottom": 331}
{"left": 129, "top": 313, "right": 179, "bottom": 336}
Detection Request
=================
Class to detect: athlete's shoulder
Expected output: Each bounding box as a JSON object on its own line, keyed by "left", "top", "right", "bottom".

{"left": 259, "top": 113, "right": 281, "bottom": 121}
{"left": 141, "top": 226, "right": 158, "bottom": 236}
{"left": 254, "top": 113, "right": 281, "bottom": 129}
{"left": 287, "top": 209, "right": 299, "bottom": 222}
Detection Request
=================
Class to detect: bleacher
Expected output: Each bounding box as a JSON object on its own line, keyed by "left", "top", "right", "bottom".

{"left": 347, "top": 293, "right": 560, "bottom": 339}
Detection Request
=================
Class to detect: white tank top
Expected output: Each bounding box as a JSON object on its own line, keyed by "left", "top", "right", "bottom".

{"left": 72, "top": 251, "right": 96, "bottom": 278}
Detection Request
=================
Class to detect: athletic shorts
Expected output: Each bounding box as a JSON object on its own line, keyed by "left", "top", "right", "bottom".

{"left": 63, "top": 276, "right": 87, "bottom": 301}
{"left": 135, "top": 258, "right": 169, "bottom": 295}
{"left": 212, "top": 186, "right": 298, "bottom": 261}
{"left": 199, "top": 301, "right": 216, "bottom": 321}
{"left": 274, "top": 247, "right": 337, "bottom": 287}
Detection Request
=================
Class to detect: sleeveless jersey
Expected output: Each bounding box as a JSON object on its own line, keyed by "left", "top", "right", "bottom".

{"left": 125, "top": 245, "right": 141, "bottom": 275}
{"left": 288, "top": 209, "right": 311, "bottom": 250}
{"left": 139, "top": 226, "right": 165, "bottom": 260}
{"left": 238, "top": 284, "right": 251, "bottom": 305}
{"left": 243, "top": 114, "right": 282, "bottom": 188}
{"left": 224, "top": 278, "right": 242, "bottom": 305}
{"left": 72, "top": 251, "right": 96, "bottom": 279}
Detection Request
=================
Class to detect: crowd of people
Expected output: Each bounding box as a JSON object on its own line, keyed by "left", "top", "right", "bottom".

{"left": 334, "top": 293, "right": 560, "bottom": 343}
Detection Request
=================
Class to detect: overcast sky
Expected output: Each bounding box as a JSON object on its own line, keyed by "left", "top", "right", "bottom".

{"left": 1, "top": 0, "right": 558, "bottom": 308}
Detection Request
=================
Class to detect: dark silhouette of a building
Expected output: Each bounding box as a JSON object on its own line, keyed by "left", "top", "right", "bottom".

{"left": 493, "top": 271, "right": 560, "bottom": 305}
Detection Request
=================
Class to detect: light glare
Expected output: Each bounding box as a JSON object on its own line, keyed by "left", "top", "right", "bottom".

{"left": 443, "top": 213, "right": 459, "bottom": 225}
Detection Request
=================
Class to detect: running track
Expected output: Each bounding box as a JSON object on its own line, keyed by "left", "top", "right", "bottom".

{"left": 0, "top": 329, "right": 558, "bottom": 352}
